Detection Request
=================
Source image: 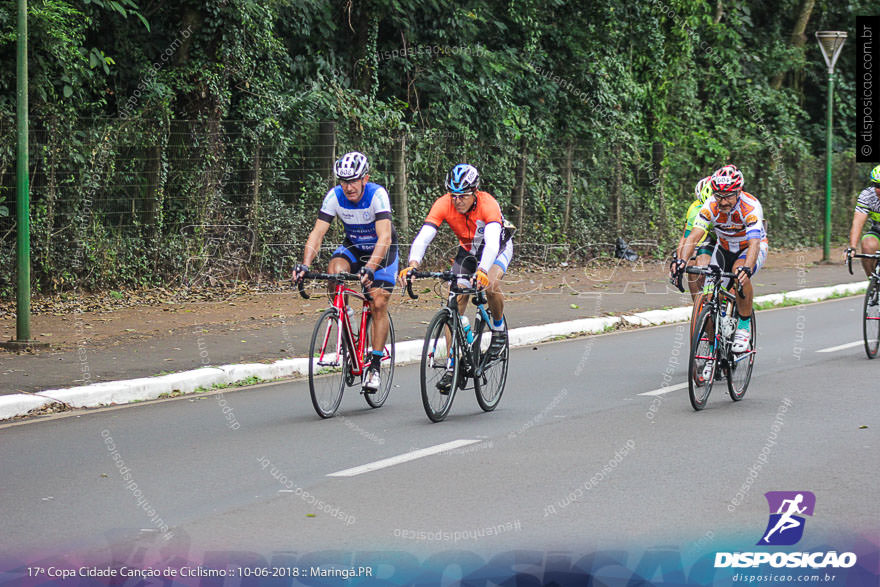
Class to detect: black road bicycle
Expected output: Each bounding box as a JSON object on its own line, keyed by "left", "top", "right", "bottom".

{"left": 685, "top": 265, "right": 756, "bottom": 411}
{"left": 405, "top": 271, "right": 509, "bottom": 422}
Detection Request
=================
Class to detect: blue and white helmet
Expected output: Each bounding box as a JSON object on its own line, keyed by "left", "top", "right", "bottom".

{"left": 445, "top": 164, "right": 480, "bottom": 194}
{"left": 334, "top": 151, "right": 370, "bottom": 181}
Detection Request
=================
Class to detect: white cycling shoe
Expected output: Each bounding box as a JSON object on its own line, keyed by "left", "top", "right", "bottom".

{"left": 732, "top": 328, "right": 751, "bottom": 353}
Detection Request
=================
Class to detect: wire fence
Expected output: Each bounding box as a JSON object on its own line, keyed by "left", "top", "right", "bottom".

{"left": 0, "top": 116, "right": 865, "bottom": 297}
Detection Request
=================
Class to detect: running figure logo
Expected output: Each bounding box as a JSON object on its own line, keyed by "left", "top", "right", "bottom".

{"left": 758, "top": 491, "right": 816, "bottom": 546}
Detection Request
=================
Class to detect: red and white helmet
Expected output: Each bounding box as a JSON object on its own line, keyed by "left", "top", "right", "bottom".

{"left": 709, "top": 165, "right": 744, "bottom": 192}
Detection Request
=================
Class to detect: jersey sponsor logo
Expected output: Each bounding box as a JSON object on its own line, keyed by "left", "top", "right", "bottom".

{"left": 745, "top": 214, "right": 759, "bottom": 226}
{"left": 700, "top": 209, "right": 712, "bottom": 221}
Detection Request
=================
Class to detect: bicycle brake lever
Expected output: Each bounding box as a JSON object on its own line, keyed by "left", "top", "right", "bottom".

{"left": 297, "top": 277, "right": 310, "bottom": 299}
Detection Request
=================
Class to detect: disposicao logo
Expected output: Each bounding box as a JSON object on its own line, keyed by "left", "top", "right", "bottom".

{"left": 759, "top": 491, "right": 815, "bottom": 546}
{"left": 714, "top": 491, "right": 858, "bottom": 570}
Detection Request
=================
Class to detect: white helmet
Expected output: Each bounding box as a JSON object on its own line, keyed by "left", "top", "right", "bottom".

{"left": 694, "top": 176, "right": 712, "bottom": 204}
{"left": 334, "top": 151, "right": 370, "bottom": 180}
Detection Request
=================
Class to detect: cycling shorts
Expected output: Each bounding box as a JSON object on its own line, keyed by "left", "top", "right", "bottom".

{"left": 450, "top": 241, "right": 513, "bottom": 291}
{"left": 331, "top": 238, "right": 398, "bottom": 292}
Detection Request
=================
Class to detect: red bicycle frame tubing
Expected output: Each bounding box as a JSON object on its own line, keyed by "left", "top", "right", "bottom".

{"left": 329, "top": 282, "right": 371, "bottom": 375}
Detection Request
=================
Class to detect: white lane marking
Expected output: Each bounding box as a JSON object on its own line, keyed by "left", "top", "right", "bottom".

{"left": 327, "top": 439, "right": 481, "bottom": 477}
{"left": 639, "top": 382, "right": 688, "bottom": 396}
{"left": 816, "top": 341, "right": 863, "bottom": 353}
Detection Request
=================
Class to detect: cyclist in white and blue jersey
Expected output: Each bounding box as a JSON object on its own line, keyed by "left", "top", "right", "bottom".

{"left": 293, "top": 151, "right": 398, "bottom": 392}
{"left": 846, "top": 164, "right": 880, "bottom": 278}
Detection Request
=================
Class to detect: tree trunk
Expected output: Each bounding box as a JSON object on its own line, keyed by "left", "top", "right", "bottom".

{"left": 250, "top": 141, "right": 261, "bottom": 234}
{"left": 145, "top": 143, "right": 161, "bottom": 230}
{"left": 652, "top": 140, "right": 666, "bottom": 237}
{"left": 714, "top": 0, "right": 724, "bottom": 24}
{"left": 612, "top": 143, "right": 623, "bottom": 235}
{"left": 391, "top": 133, "right": 409, "bottom": 237}
{"left": 318, "top": 120, "right": 337, "bottom": 190}
{"left": 563, "top": 141, "right": 573, "bottom": 234}
{"left": 771, "top": 0, "right": 816, "bottom": 90}
{"left": 514, "top": 139, "right": 528, "bottom": 230}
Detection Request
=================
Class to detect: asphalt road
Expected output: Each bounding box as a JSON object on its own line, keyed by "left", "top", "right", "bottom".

{"left": 1, "top": 297, "right": 877, "bottom": 576}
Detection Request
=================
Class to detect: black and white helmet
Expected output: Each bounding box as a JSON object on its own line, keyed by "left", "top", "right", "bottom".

{"left": 334, "top": 151, "right": 370, "bottom": 181}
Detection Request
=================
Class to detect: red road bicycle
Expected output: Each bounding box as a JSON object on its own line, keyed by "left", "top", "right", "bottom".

{"left": 297, "top": 272, "right": 395, "bottom": 418}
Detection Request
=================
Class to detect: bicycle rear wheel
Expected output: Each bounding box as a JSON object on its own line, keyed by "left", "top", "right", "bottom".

{"left": 727, "top": 313, "right": 756, "bottom": 401}
{"left": 308, "top": 308, "right": 347, "bottom": 418}
{"left": 362, "top": 313, "right": 395, "bottom": 408}
{"left": 863, "top": 278, "right": 880, "bottom": 359}
{"left": 688, "top": 306, "right": 717, "bottom": 411}
{"left": 473, "top": 318, "right": 508, "bottom": 412}
{"left": 420, "top": 310, "right": 459, "bottom": 422}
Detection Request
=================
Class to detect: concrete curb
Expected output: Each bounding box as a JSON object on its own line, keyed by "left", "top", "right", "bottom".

{"left": 0, "top": 280, "right": 866, "bottom": 421}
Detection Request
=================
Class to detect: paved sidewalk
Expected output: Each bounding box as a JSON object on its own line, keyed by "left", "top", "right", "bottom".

{"left": 0, "top": 259, "right": 862, "bottom": 396}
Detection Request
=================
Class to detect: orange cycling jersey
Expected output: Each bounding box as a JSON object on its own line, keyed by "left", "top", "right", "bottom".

{"left": 424, "top": 191, "right": 505, "bottom": 255}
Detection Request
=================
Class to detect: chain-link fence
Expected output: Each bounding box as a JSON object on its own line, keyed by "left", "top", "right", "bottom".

{"left": 0, "top": 116, "right": 865, "bottom": 297}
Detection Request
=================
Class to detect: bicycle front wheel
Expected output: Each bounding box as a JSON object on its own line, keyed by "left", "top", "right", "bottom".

{"left": 420, "top": 310, "right": 459, "bottom": 422}
{"left": 308, "top": 308, "right": 347, "bottom": 418}
{"left": 863, "top": 278, "right": 880, "bottom": 359}
{"left": 473, "top": 318, "right": 508, "bottom": 412}
{"left": 727, "top": 313, "right": 756, "bottom": 401}
{"left": 362, "top": 313, "right": 395, "bottom": 408}
{"left": 688, "top": 306, "right": 717, "bottom": 411}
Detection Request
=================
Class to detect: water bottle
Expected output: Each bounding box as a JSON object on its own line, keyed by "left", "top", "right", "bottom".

{"left": 460, "top": 316, "right": 474, "bottom": 344}
{"left": 722, "top": 315, "right": 736, "bottom": 339}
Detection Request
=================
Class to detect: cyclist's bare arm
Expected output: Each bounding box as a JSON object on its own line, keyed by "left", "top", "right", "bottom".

{"left": 301, "top": 218, "right": 331, "bottom": 268}
{"left": 679, "top": 226, "right": 707, "bottom": 265}
{"left": 850, "top": 211, "right": 869, "bottom": 250}
{"left": 676, "top": 235, "right": 687, "bottom": 259}
{"left": 366, "top": 218, "right": 392, "bottom": 272}
{"left": 741, "top": 238, "right": 760, "bottom": 271}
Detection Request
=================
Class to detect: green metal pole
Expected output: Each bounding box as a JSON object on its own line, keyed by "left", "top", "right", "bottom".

{"left": 15, "top": 0, "right": 30, "bottom": 341}
{"left": 823, "top": 71, "right": 835, "bottom": 262}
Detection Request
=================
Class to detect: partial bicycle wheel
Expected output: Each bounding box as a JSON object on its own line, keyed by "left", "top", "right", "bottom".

{"left": 362, "top": 312, "right": 395, "bottom": 408}
{"left": 420, "top": 310, "right": 459, "bottom": 422}
{"left": 727, "top": 313, "right": 756, "bottom": 401}
{"left": 472, "top": 317, "right": 508, "bottom": 412}
{"left": 308, "top": 308, "right": 348, "bottom": 418}
{"left": 688, "top": 306, "right": 717, "bottom": 411}
{"left": 863, "top": 278, "right": 880, "bottom": 359}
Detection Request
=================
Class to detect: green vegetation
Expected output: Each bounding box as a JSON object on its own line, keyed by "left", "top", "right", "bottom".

{"left": 0, "top": 0, "right": 866, "bottom": 297}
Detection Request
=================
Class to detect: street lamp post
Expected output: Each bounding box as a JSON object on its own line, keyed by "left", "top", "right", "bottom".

{"left": 2, "top": 0, "right": 47, "bottom": 351}
{"left": 816, "top": 31, "right": 846, "bottom": 263}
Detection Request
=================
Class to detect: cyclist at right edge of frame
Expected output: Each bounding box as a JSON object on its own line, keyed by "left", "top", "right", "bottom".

{"left": 399, "top": 164, "right": 515, "bottom": 390}
{"left": 844, "top": 164, "right": 880, "bottom": 279}
{"left": 672, "top": 164, "right": 769, "bottom": 353}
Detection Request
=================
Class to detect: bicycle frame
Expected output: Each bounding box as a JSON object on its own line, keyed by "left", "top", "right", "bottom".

{"left": 299, "top": 272, "right": 373, "bottom": 376}
{"left": 406, "top": 271, "right": 490, "bottom": 377}
{"left": 687, "top": 265, "right": 754, "bottom": 361}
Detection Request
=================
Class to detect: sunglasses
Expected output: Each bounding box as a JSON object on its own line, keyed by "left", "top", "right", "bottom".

{"left": 713, "top": 191, "right": 740, "bottom": 201}
{"left": 451, "top": 192, "right": 475, "bottom": 200}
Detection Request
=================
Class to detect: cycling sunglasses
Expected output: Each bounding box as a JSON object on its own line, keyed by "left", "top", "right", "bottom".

{"left": 450, "top": 191, "right": 475, "bottom": 200}
{"left": 713, "top": 190, "right": 740, "bottom": 201}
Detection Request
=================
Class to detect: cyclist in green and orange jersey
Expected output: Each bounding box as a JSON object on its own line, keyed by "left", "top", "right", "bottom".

{"left": 845, "top": 164, "right": 880, "bottom": 278}
{"left": 673, "top": 176, "right": 716, "bottom": 302}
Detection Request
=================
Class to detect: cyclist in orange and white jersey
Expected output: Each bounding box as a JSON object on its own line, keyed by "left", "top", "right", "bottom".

{"left": 672, "top": 165, "right": 769, "bottom": 354}
{"left": 400, "top": 164, "right": 513, "bottom": 391}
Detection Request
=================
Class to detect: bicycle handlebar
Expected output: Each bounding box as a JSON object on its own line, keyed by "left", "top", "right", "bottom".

{"left": 295, "top": 271, "right": 368, "bottom": 300}
{"left": 847, "top": 252, "right": 880, "bottom": 275}
{"left": 404, "top": 271, "right": 479, "bottom": 300}
{"left": 684, "top": 265, "right": 745, "bottom": 297}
